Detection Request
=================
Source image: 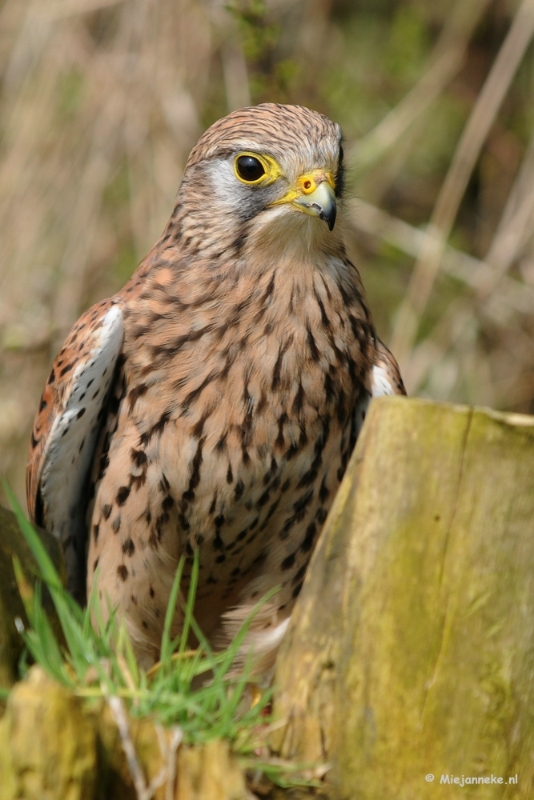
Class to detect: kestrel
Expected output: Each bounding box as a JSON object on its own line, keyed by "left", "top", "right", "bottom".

{"left": 27, "top": 104, "right": 405, "bottom": 669}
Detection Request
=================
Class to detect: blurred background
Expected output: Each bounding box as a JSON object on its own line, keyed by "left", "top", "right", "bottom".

{"left": 1, "top": 0, "right": 534, "bottom": 508}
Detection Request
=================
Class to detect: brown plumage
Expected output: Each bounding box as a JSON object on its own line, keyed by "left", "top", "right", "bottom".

{"left": 27, "top": 103, "right": 405, "bottom": 669}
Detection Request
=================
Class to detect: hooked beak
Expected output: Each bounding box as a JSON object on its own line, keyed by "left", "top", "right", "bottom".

{"left": 272, "top": 170, "right": 337, "bottom": 231}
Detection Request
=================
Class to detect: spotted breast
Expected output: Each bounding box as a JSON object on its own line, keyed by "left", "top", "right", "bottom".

{"left": 27, "top": 103, "right": 405, "bottom": 669}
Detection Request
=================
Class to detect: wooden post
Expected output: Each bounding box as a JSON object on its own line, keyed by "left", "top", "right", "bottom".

{"left": 272, "top": 397, "right": 534, "bottom": 798}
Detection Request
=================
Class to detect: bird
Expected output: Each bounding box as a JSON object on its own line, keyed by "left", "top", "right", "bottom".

{"left": 26, "top": 103, "right": 405, "bottom": 670}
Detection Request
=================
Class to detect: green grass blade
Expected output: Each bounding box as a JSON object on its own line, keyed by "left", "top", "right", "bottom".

{"left": 179, "top": 549, "right": 199, "bottom": 654}
{"left": 160, "top": 557, "right": 184, "bottom": 668}
{"left": 6, "top": 486, "right": 63, "bottom": 590}
{"left": 12, "top": 557, "right": 65, "bottom": 676}
{"left": 5, "top": 488, "right": 88, "bottom": 656}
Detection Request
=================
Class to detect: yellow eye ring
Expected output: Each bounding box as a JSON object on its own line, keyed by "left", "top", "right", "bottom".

{"left": 233, "top": 152, "right": 283, "bottom": 186}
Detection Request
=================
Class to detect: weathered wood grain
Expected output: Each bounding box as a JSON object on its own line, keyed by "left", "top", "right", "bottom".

{"left": 272, "top": 397, "right": 534, "bottom": 799}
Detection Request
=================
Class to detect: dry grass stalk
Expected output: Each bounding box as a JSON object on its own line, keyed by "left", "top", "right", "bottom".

{"left": 390, "top": 0, "right": 534, "bottom": 366}
{"left": 1, "top": 1, "right": 534, "bottom": 506}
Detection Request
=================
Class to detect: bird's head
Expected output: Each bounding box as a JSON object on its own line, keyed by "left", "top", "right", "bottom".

{"left": 174, "top": 104, "right": 345, "bottom": 260}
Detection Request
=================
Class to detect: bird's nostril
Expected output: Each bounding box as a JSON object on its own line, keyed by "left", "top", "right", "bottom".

{"left": 303, "top": 180, "right": 312, "bottom": 190}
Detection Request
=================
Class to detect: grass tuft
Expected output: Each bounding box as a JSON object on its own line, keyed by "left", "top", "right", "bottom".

{"left": 4, "top": 485, "right": 323, "bottom": 791}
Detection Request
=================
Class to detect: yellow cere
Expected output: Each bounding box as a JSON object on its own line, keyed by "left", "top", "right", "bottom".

{"left": 297, "top": 170, "right": 334, "bottom": 194}
{"left": 273, "top": 169, "right": 335, "bottom": 206}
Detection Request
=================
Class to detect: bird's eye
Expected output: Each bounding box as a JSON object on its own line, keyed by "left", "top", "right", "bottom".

{"left": 235, "top": 155, "right": 266, "bottom": 183}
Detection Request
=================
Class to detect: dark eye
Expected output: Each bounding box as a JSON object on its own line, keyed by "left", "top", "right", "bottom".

{"left": 236, "top": 155, "right": 265, "bottom": 182}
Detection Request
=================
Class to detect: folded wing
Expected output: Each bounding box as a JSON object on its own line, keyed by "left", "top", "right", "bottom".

{"left": 26, "top": 300, "right": 123, "bottom": 601}
{"left": 371, "top": 338, "right": 406, "bottom": 397}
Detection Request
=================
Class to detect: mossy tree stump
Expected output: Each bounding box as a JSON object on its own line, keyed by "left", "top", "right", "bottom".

{"left": 272, "top": 397, "right": 534, "bottom": 799}
{"left": 0, "top": 667, "right": 250, "bottom": 800}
